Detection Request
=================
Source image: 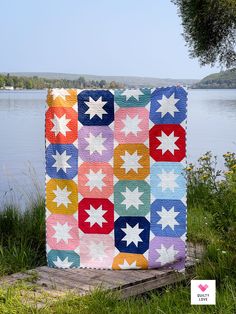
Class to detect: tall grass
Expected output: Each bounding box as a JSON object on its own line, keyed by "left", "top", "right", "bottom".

{"left": 0, "top": 197, "right": 45, "bottom": 276}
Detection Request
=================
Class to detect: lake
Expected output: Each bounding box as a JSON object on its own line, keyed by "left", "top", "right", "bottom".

{"left": 0, "top": 89, "right": 236, "bottom": 207}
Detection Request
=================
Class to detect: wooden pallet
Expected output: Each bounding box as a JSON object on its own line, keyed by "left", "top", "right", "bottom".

{"left": 0, "top": 242, "right": 204, "bottom": 303}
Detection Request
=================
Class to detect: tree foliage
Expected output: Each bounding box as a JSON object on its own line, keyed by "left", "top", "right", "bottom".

{"left": 172, "top": 0, "right": 236, "bottom": 67}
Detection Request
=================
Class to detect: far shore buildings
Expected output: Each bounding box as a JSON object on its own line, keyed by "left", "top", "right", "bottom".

{"left": 1, "top": 86, "right": 14, "bottom": 90}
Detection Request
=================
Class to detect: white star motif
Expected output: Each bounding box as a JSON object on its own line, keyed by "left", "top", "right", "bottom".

{"left": 50, "top": 114, "right": 71, "bottom": 136}
{"left": 121, "top": 115, "right": 142, "bottom": 136}
{"left": 85, "top": 169, "right": 106, "bottom": 191}
{"left": 118, "top": 259, "right": 141, "bottom": 270}
{"left": 53, "top": 256, "right": 73, "bottom": 268}
{"left": 85, "top": 205, "right": 107, "bottom": 227}
{"left": 88, "top": 241, "right": 108, "bottom": 261}
{"left": 121, "top": 89, "right": 144, "bottom": 101}
{"left": 84, "top": 96, "right": 108, "bottom": 119}
{"left": 85, "top": 133, "right": 107, "bottom": 155}
{"left": 156, "top": 131, "right": 179, "bottom": 154}
{"left": 158, "top": 169, "right": 179, "bottom": 192}
{"left": 53, "top": 186, "right": 71, "bottom": 207}
{"left": 121, "top": 187, "right": 144, "bottom": 210}
{"left": 155, "top": 244, "right": 179, "bottom": 265}
{"left": 157, "top": 207, "right": 179, "bottom": 230}
{"left": 121, "top": 151, "right": 142, "bottom": 173}
{"left": 52, "top": 222, "right": 73, "bottom": 244}
{"left": 156, "top": 93, "right": 179, "bottom": 117}
{"left": 52, "top": 151, "right": 71, "bottom": 173}
{"left": 51, "top": 88, "right": 70, "bottom": 100}
{"left": 121, "top": 223, "right": 144, "bottom": 246}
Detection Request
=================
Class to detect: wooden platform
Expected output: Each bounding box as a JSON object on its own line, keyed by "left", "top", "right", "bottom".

{"left": 0, "top": 242, "right": 204, "bottom": 303}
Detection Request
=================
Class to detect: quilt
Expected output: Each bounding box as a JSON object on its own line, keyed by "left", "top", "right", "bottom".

{"left": 45, "top": 86, "right": 187, "bottom": 270}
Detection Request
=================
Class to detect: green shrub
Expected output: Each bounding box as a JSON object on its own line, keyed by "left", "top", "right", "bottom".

{"left": 186, "top": 152, "right": 236, "bottom": 250}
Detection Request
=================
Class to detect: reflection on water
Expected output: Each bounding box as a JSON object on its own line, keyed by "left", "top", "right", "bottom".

{"left": 187, "top": 89, "right": 236, "bottom": 163}
{"left": 0, "top": 90, "right": 46, "bottom": 206}
{"left": 0, "top": 89, "right": 236, "bottom": 207}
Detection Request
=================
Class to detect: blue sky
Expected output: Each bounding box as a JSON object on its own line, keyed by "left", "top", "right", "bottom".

{"left": 0, "top": 0, "right": 220, "bottom": 79}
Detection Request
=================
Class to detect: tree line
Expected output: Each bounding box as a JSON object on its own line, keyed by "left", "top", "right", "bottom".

{"left": 0, "top": 74, "right": 124, "bottom": 90}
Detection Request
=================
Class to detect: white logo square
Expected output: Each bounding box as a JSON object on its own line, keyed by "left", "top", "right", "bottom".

{"left": 191, "top": 280, "right": 216, "bottom": 305}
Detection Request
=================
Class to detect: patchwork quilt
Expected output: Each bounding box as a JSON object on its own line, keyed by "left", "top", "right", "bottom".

{"left": 45, "top": 87, "right": 187, "bottom": 270}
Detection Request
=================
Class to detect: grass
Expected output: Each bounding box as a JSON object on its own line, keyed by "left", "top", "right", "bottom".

{"left": 0, "top": 198, "right": 46, "bottom": 276}
{"left": 0, "top": 152, "right": 235, "bottom": 313}
{"left": 0, "top": 273, "right": 235, "bottom": 313}
{"left": 187, "top": 206, "right": 218, "bottom": 244}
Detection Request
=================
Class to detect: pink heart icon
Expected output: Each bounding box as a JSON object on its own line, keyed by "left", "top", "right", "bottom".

{"left": 198, "top": 284, "right": 208, "bottom": 292}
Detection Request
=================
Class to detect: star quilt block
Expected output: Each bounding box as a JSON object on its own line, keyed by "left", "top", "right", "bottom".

{"left": 150, "top": 86, "right": 187, "bottom": 124}
{"left": 78, "top": 162, "right": 113, "bottom": 198}
{"left": 114, "top": 107, "right": 149, "bottom": 143}
{"left": 46, "top": 107, "right": 78, "bottom": 144}
{"left": 150, "top": 199, "right": 186, "bottom": 237}
{"left": 78, "top": 198, "right": 114, "bottom": 234}
{"left": 46, "top": 144, "right": 78, "bottom": 180}
{"left": 45, "top": 87, "right": 187, "bottom": 271}
{"left": 78, "top": 90, "right": 114, "bottom": 125}
{"left": 78, "top": 126, "right": 114, "bottom": 162}
{"left": 114, "top": 180, "right": 150, "bottom": 217}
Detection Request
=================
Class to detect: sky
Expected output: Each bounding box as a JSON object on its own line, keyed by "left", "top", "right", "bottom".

{"left": 0, "top": 0, "right": 220, "bottom": 79}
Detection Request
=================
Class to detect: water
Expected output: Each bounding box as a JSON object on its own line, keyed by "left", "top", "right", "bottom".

{"left": 0, "top": 89, "right": 236, "bottom": 207}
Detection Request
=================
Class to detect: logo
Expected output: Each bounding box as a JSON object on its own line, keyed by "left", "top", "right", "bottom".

{"left": 191, "top": 280, "right": 216, "bottom": 305}
{"left": 198, "top": 284, "right": 208, "bottom": 292}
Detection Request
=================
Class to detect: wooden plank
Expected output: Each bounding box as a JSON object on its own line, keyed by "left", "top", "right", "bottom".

{"left": 63, "top": 268, "right": 152, "bottom": 290}
{"left": 58, "top": 269, "right": 99, "bottom": 283}
{"left": 2, "top": 272, "right": 30, "bottom": 284}
{"left": 40, "top": 267, "right": 110, "bottom": 282}
{"left": 63, "top": 269, "right": 122, "bottom": 288}
{"left": 111, "top": 270, "right": 177, "bottom": 291}
{"left": 117, "top": 272, "right": 186, "bottom": 299}
{"left": 39, "top": 268, "right": 118, "bottom": 290}
{"left": 84, "top": 269, "right": 144, "bottom": 283}
{"left": 36, "top": 268, "right": 97, "bottom": 291}
{"left": 60, "top": 269, "right": 120, "bottom": 286}
{"left": 83, "top": 268, "right": 157, "bottom": 285}
{"left": 36, "top": 270, "right": 85, "bottom": 291}
{"left": 75, "top": 269, "right": 133, "bottom": 287}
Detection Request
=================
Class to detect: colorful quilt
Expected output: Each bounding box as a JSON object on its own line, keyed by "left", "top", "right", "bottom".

{"left": 45, "top": 87, "right": 187, "bottom": 270}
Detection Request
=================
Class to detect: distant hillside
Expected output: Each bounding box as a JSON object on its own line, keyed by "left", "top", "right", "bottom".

{"left": 193, "top": 68, "right": 236, "bottom": 89}
{"left": 2, "top": 72, "right": 198, "bottom": 88}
